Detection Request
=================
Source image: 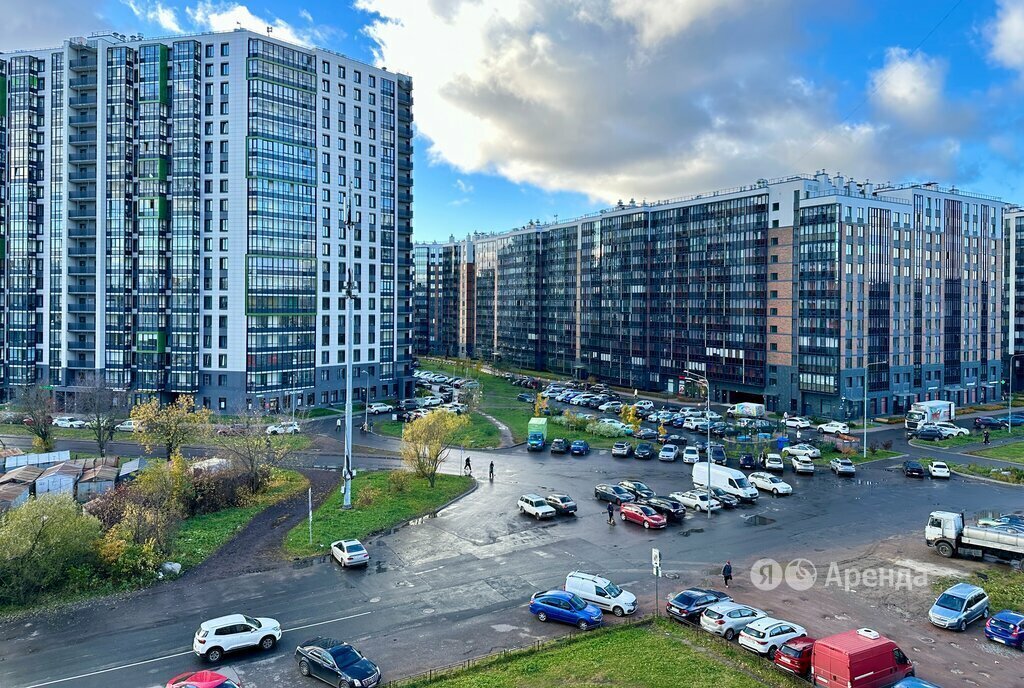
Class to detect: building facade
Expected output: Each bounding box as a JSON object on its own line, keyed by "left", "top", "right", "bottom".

{"left": 0, "top": 29, "right": 414, "bottom": 411}
{"left": 413, "top": 236, "right": 474, "bottom": 358}
{"left": 420, "top": 172, "right": 1008, "bottom": 420}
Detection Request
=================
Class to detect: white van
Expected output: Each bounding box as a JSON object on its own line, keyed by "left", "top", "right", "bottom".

{"left": 691, "top": 462, "right": 758, "bottom": 502}
{"left": 564, "top": 571, "right": 637, "bottom": 617}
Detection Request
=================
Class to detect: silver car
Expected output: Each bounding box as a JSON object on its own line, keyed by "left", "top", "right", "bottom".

{"left": 829, "top": 457, "right": 856, "bottom": 476}
{"left": 700, "top": 602, "right": 767, "bottom": 640}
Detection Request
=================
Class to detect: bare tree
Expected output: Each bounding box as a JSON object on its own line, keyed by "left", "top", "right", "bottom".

{"left": 401, "top": 410, "right": 469, "bottom": 487}
{"left": 78, "top": 372, "right": 125, "bottom": 457}
{"left": 15, "top": 384, "right": 56, "bottom": 452}
{"left": 210, "top": 407, "right": 292, "bottom": 493}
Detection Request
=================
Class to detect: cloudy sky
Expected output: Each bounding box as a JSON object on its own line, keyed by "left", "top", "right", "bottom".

{"left": 7, "top": 0, "right": 1024, "bottom": 241}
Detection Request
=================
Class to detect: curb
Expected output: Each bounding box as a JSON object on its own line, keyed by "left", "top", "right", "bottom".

{"left": 949, "top": 467, "right": 1024, "bottom": 487}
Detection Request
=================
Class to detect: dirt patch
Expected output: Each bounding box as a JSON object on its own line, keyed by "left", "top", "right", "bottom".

{"left": 724, "top": 536, "right": 1024, "bottom": 687}
{"left": 182, "top": 468, "right": 342, "bottom": 581}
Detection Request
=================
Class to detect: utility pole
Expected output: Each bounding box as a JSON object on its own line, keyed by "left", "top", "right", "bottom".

{"left": 342, "top": 181, "right": 356, "bottom": 509}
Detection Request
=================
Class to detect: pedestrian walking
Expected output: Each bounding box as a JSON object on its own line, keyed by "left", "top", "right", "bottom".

{"left": 722, "top": 561, "right": 733, "bottom": 588}
{"left": 783, "top": 411, "right": 789, "bottom": 421}
{"left": 488, "top": 461, "right": 494, "bottom": 481}
{"left": 984, "top": 429, "right": 991, "bottom": 445}
{"left": 607, "top": 502, "right": 615, "bottom": 525}
{"left": 464, "top": 456, "right": 472, "bottom": 476}
{"left": 796, "top": 429, "right": 802, "bottom": 441}
{"left": 336, "top": 418, "right": 342, "bottom": 434}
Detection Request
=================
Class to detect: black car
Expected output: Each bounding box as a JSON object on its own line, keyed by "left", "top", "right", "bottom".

{"left": 671, "top": 416, "right": 687, "bottom": 428}
{"left": 545, "top": 493, "right": 577, "bottom": 515}
{"left": 516, "top": 393, "right": 536, "bottom": 403}
{"left": 295, "top": 637, "right": 381, "bottom": 688}
{"left": 550, "top": 438, "right": 569, "bottom": 454}
{"left": 707, "top": 444, "right": 727, "bottom": 465}
{"left": 666, "top": 588, "right": 732, "bottom": 622}
{"left": 908, "top": 426, "right": 943, "bottom": 441}
{"left": 903, "top": 460, "right": 926, "bottom": 478}
{"left": 691, "top": 438, "right": 708, "bottom": 452}
{"left": 594, "top": 483, "right": 634, "bottom": 505}
{"left": 639, "top": 496, "right": 687, "bottom": 521}
{"left": 662, "top": 434, "right": 686, "bottom": 447}
{"left": 635, "top": 428, "right": 659, "bottom": 440}
{"left": 738, "top": 454, "right": 756, "bottom": 469}
{"left": 710, "top": 487, "right": 740, "bottom": 508}
{"left": 618, "top": 480, "right": 656, "bottom": 499}
{"left": 709, "top": 422, "right": 735, "bottom": 437}
{"left": 634, "top": 442, "right": 655, "bottom": 460}
{"left": 975, "top": 416, "right": 1008, "bottom": 429}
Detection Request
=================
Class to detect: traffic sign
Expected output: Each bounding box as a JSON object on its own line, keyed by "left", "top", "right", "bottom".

{"left": 651, "top": 548, "right": 660, "bottom": 568}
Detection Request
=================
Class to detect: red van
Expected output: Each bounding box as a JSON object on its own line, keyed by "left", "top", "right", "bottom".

{"left": 811, "top": 628, "right": 914, "bottom": 688}
{"left": 774, "top": 636, "right": 815, "bottom": 676}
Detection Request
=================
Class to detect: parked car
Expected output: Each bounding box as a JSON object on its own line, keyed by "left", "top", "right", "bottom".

{"left": 658, "top": 444, "right": 679, "bottom": 462}
{"left": 816, "top": 421, "right": 849, "bottom": 435}
{"left": 633, "top": 400, "right": 654, "bottom": 412}
{"left": 738, "top": 453, "right": 756, "bottom": 469}
{"left": 682, "top": 416, "right": 705, "bottom": 431}
{"left": 619, "top": 502, "right": 667, "bottom": 529}
{"left": 669, "top": 489, "right": 722, "bottom": 512}
{"left": 516, "top": 393, "right": 536, "bottom": 403}
{"left": 749, "top": 472, "right": 792, "bottom": 495}
{"left": 638, "top": 496, "right": 687, "bottom": 521}
{"left": 978, "top": 514, "right": 1024, "bottom": 528}
{"left": 739, "top": 617, "right": 807, "bottom": 656}
{"left": 903, "top": 460, "right": 925, "bottom": 478}
{"left": 829, "top": 457, "right": 856, "bottom": 476}
{"left": 618, "top": 480, "right": 655, "bottom": 500}
{"left": 666, "top": 588, "right": 731, "bottom": 622}
{"left": 529, "top": 590, "right": 603, "bottom": 630}
{"left": 634, "top": 442, "right": 655, "bottom": 460}
{"left": 266, "top": 422, "right": 300, "bottom": 435}
{"left": 366, "top": 403, "right": 394, "bottom": 415}
{"left": 611, "top": 441, "right": 633, "bottom": 458}
{"left": 545, "top": 493, "right": 577, "bottom": 515}
{"left": 707, "top": 444, "right": 727, "bottom": 465}
{"left": 330, "top": 539, "right": 370, "bottom": 567}
{"left": 634, "top": 428, "right": 658, "bottom": 440}
{"left": 570, "top": 440, "right": 590, "bottom": 456}
{"left": 661, "top": 434, "right": 685, "bottom": 446}
{"left": 681, "top": 446, "right": 701, "bottom": 463}
{"left": 984, "top": 609, "right": 1024, "bottom": 649}
{"left": 763, "top": 453, "right": 785, "bottom": 472}
{"left": 52, "top": 416, "right": 86, "bottom": 429}
{"left": 165, "top": 671, "right": 240, "bottom": 688}
{"left": 773, "top": 637, "right": 816, "bottom": 677}
{"left": 518, "top": 493, "right": 557, "bottom": 519}
{"left": 784, "top": 416, "right": 812, "bottom": 429}
{"left": 594, "top": 483, "right": 634, "bottom": 505}
{"left": 193, "top": 614, "right": 281, "bottom": 663}
{"left": 927, "top": 421, "right": 969, "bottom": 438}
{"left": 710, "top": 487, "right": 740, "bottom": 508}
{"left": 564, "top": 571, "right": 637, "bottom": 617}
{"left": 294, "top": 637, "right": 380, "bottom": 688}
{"left": 782, "top": 443, "right": 820, "bottom": 459}
{"left": 114, "top": 419, "right": 138, "bottom": 432}
{"left": 928, "top": 461, "right": 951, "bottom": 479}
{"left": 550, "top": 438, "right": 569, "bottom": 454}
{"left": 908, "top": 425, "right": 944, "bottom": 441}
{"left": 929, "top": 583, "right": 989, "bottom": 631}
{"left": 975, "top": 416, "right": 1008, "bottom": 429}
{"left": 700, "top": 602, "right": 766, "bottom": 640}
{"left": 790, "top": 455, "right": 815, "bottom": 474}
{"left": 598, "top": 401, "right": 623, "bottom": 413}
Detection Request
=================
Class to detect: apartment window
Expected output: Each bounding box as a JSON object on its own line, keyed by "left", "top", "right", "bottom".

{"left": 770, "top": 237, "right": 779, "bottom": 246}
{"left": 221, "top": 43, "right": 229, "bottom": 56}
{"left": 218, "top": 355, "right": 227, "bottom": 369}
{"left": 772, "top": 202, "right": 780, "bottom": 211}
{"left": 218, "top": 398, "right": 227, "bottom": 410}
{"left": 354, "top": 70, "right": 361, "bottom": 83}
{"left": 219, "top": 296, "right": 228, "bottom": 309}
{"left": 770, "top": 254, "right": 779, "bottom": 263}
{"left": 770, "top": 272, "right": 778, "bottom": 280}
{"left": 205, "top": 44, "right": 214, "bottom": 58}
{"left": 769, "top": 307, "right": 778, "bottom": 316}
{"left": 220, "top": 62, "right": 229, "bottom": 76}
{"left": 769, "top": 325, "right": 778, "bottom": 333}
{"left": 205, "top": 63, "right": 213, "bottom": 77}
{"left": 220, "top": 121, "right": 229, "bottom": 134}
{"left": 770, "top": 343, "right": 778, "bottom": 351}
{"left": 770, "top": 290, "right": 778, "bottom": 298}
{"left": 218, "top": 374, "right": 227, "bottom": 386}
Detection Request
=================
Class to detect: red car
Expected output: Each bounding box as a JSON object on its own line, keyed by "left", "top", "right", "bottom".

{"left": 166, "top": 671, "right": 241, "bottom": 688}
{"left": 619, "top": 503, "right": 667, "bottom": 529}
{"left": 774, "top": 637, "right": 815, "bottom": 676}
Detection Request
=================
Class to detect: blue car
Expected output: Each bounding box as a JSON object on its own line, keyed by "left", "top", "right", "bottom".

{"left": 893, "top": 679, "right": 942, "bottom": 688}
{"left": 529, "top": 590, "right": 603, "bottom": 630}
{"left": 738, "top": 454, "right": 756, "bottom": 469}
{"left": 985, "top": 609, "right": 1024, "bottom": 649}
{"left": 570, "top": 440, "right": 590, "bottom": 455}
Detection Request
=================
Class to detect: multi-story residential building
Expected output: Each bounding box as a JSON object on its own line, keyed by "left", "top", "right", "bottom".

{"left": 422, "top": 172, "right": 1007, "bottom": 419}
{"left": 1004, "top": 206, "right": 1024, "bottom": 392}
{"left": 413, "top": 236, "right": 474, "bottom": 358}
{"left": 413, "top": 242, "right": 442, "bottom": 355}
{"left": 0, "top": 29, "right": 414, "bottom": 411}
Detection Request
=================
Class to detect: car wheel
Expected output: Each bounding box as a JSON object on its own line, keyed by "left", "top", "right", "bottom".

{"left": 338, "top": 680, "right": 351, "bottom": 688}
{"left": 620, "top": 512, "right": 627, "bottom": 521}
{"left": 773, "top": 489, "right": 779, "bottom": 496}
{"left": 936, "top": 541, "right": 955, "bottom": 558}
{"left": 537, "top": 611, "right": 548, "bottom": 622}
{"left": 260, "top": 635, "right": 277, "bottom": 651}
{"left": 766, "top": 646, "right": 776, "bottom": 657}
{"left": 643, "top": 521, "right": 650, "bottom": 529}
{"left": 519, "top": 506, "right": 525, "bottom": 513}
{"left": 818, "top": 428, "right": 824, "bottom": 434}
{"left": 983, "top": 607, "right": 990, "bottom": 619}
{"left": 206, "top": 647, "right": 224, "bottom": 663}
{"left": 724, "top": 628, "right": 735, "bottom": 640}
{"left": 577, "top": 619, "right": 590, "bottom": 630}
{"left": 613, "top": 606, "right": 625, "bottom": 617}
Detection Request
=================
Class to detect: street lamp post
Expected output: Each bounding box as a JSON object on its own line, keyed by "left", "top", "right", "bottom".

{"left": 863, "top": 361, "right": 887, "bottom": 461}
{"left": 682, "top": 370, "right": 712, "bottom": 520}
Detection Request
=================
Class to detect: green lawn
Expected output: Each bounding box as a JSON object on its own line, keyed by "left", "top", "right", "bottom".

{"left": 401, "top": 620, "right": 804, "bottom": 688}
{"left": 375, "top": 412, "right": 502, "bottom": 449}
{"left": 919, "top": 428, "right": 1008, "bottom": 449}
{"left": 971, "top": 439, "right": 1024, "bottom": 464}
{"left": 0, "top": 423, "right": 96, "bottom": 441}
{"left": 950, "top": 462, "right": 1024, "bottom": 485}
{"left": 421, "top": 361, "right": 538, "bottom": 443}
{"left": 283, "top": 471, "right": 473, "bottom": 556}
{"left": 934, "top": 568, "right": 1024, "bottom": 612}
{"left": 171, "top": 468, "right": 308, "bottom": 569}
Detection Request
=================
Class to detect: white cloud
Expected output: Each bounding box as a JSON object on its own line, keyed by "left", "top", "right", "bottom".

{"left": 186, "top": 2, "right": 337, "bottom": 47}
{"left": 454, "top": 179, "right": 474, "bottom": 194}
{"left": 869, "top": 47, "right": 945, "bottom": 126}
{"left": 357, "top": 0, "right": 967, "bottom": 204}
{"left": 123, "top": 0, "right": 184, "bottom": 33}
{"left": 299, "top": 9, "right": 313, "bottom": 23}
{"left": 988, "top": 0, "right": 1024, "bottom": 72}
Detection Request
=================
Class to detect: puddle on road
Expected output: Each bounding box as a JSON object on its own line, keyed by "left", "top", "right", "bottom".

{"left": 374, "top": 561, "right": 388, "bottom": 574}
{"left": 743, "top": 514, "right": 776, "bottom": 526}
{"left": 292, "top": 558, "right": 314, "bottom": 569}
{"left": 678, "top": 528, "right": 704, "bottom": 537}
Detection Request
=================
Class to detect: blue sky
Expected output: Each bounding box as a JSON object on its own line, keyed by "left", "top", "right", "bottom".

{"left": 8, "top": 1, "right": 1024, "bottom": 242}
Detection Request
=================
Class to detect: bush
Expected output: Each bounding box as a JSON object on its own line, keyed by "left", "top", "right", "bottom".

{"left": 586, "top": 422, "right": 626, "bottom": 437}
{"left": 99, "top": 527, "right": 160, "bottom": 583}
{"left": 869, "top": 442, "right": 878, "bottom": 454}
{"left": 355, "top": 485, "right": 383, "bottom": 509}
{"left": 388, "top": 470, "right": 411, "bottom": 493}
{"left": 881, "top": 440, "right": 893, "bottom": 450}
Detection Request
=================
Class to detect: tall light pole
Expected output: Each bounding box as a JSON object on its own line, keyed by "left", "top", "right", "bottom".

{"left": 341, "top": 182, "right": 356, "bottom": 509}
{"left": 863, "top": 360, "right": 887, "bottom": 461}
{"left": 682, "top": 370, "right": 712, "bottom": 520}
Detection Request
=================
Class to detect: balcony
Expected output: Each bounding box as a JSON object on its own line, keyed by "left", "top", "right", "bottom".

{"left": 398, "top": 143, "right": 413, "bottom": 156}
{"left": 398, "top": 109, "right": 411, "bottom": 123}
{"left": 398, "top": 158, "right": 413, "bottom": 171}
{"left": 68, "top": 151, "right": 95, "bottom": 163}
{"left": 68, "top": 225, "right": 96, "bottom": 238}
{"left": 68, "top": 94, "right": 97, "bottom": 108}
{"left": 397, "top": 125, "right": 413, "bottom": 139}
{"left": 67, "top": 301, "right": 97, "bottom": 313}
{"left": 397, "top": 91, "right": 413, "bottom": 106}
{"left": 397, "top": 176, "right": 413, "bottom": 187}
{"left": 68, "top": 206, "right": 96, "bottom": 220}
{"left": 68, "top": 188, "right": 95, "bottom": 201}
{"left": 68, "top": 170, "right": 96, "bottom": 182}
{"left": 68, "top": 133, "right": 96, "bottom": 146}
{"left": 398, "top": 192, "right": 413, "bottom": 204}
{"left": 68, "top": 113, "right": 96, "bottom": 126}
{"left": 398, "top": 208, "right": 412, "bottom": 221}
{"left": 68, "top": 75, "right": 97, "bottom": 90}
{"left": 69, "top": 57, "right": 97, "bottom": 72}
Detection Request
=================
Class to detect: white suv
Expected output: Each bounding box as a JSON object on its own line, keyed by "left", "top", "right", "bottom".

{"left": 518, "top": 494, "right": 556, "bottom": 519}
{"left": 193, "top": 614, "right": 281, "bottom": 663}
{"left": 52, "top": 416, "right": 86, "bottom": 428}
{"left": 266, "top": 422, "right": 300, "bottom": 435}
{"left": 367, "top": 403, "right": 394, "bottom": 414}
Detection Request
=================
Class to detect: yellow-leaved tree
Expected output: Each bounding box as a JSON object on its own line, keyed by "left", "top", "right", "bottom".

{"left": 131, "top": 395, "right": 212, "bottom": 459}
{"left": 620, "top": 404, "right": 642, "bottom": 435}
{"left": 401, "top": 410, "right": 469, "bottom": 488}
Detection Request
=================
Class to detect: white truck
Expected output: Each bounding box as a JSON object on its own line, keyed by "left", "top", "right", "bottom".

{"left": 905, "top": 400, "right": 955, "bottom": 430}
{"left": 925, "top": 511, "right": 1024, "bottom": 562}
{"left": 691, "top": 462, "right": 759, "bottom": 502}
{"left": 726, "top": 402, "right": 766, "bottom": 419}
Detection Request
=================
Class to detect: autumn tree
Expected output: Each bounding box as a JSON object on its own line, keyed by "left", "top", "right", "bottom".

{"left": 15, "top": 384, "right": 56, "bottom": 452}
{"left": 401, "top": 410, "right": 469, "bottom": 487}
{"left": 211, "top": 407, "right": 292, "bottom": 493}
{"left": 533, "top": 394, "right": 548, "bottom": 417}
{"left": 78, "top": 372, "right": 126, "bottom": 457}
{"left": 619, "top": 404, "right": 642, "bottom": 435}
{"left": 131, "top": 395, "right": 212, "bottom": 458}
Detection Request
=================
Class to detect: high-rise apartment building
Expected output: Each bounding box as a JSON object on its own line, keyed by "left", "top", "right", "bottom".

{"left": 420, "top": 172, "right": 1008, "bottom": 419}
{"left": 413, "top": 237, "right": 473, "bottom": 358}
{"left": 0, "top": 29, "right": 414, "bottom": 411}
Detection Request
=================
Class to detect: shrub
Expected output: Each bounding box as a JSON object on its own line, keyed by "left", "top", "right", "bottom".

{"left": 355, "top": 485, "right": 383, "bottom": 509}
{"left": 388, "top": 470, "right": 411, "bottom": 493}
{"left": 586, "top": 422, "right": 626, "bottom": 437}
{"left": 869, "top": 442, "right": 878, "bottom": 455}
{"left": 99, "top": 527, "right": 160, "bottom": 582}
{"left": 881, "top": 440, "right": 893, "bottom": 450}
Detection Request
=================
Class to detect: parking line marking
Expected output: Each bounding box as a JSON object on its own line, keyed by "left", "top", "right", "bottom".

{"left": 22, "top": 612, "right": 373, "bottom": 688}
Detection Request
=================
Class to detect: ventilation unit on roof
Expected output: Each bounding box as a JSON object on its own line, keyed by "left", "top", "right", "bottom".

{"left": 856, "top": 628, "right": 880, "bottom": 640}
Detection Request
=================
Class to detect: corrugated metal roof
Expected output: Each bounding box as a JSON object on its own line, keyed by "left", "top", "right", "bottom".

{"left": 80, "top": 465, "right": 118, "bottom": 483}
{"left": 0, "top": 483, "right": 29, "bottom": 503}
{"left": 39, "top": 462, "right": 83, "bottom": 480}
{"left": 0, "top": 465, "right": 44, "bottom": 485}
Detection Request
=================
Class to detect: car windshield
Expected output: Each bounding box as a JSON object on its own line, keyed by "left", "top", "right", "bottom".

{"left": 346, "top": 543, "right": 365, "bottom": 553}
{"left": 933, "top": 463, "right": 947, "bottom": 469}
{"left": 780, "top": 645, "right": 804, "bottom": 658}
{"left": 935, "top": 593, "right": 966, "bottom": 611}
{"left": 672, "top": 592, "right": 698, "bottom": 606}
{"left": 704, "top": 608, "right": 723, "bottom": 619}
{"left": 567, "top": 594, "right": 587, "bottom": 611}
{"left": 769, "top": 477, "right": 782, "bottom": 484}
{"left": 605, "top": 582, "right": 623, "bottom": 597}
{"left": 243, "top": 615, "right": 260, "bottom": 628}
{"left": 636, "top": 506, "right": 655, "bottom": 515}
{"left": 329, "top": 645, "right": 363, "bottom": 668}
{"left": 744, "top": 627, "right": 766, "bottom": 638}
{"left": 734, "top": 477, "right": 750, "bottom": 488}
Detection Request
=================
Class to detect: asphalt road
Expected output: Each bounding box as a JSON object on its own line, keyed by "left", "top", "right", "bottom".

{"left": 1, "top": 433, "right": 1020, "bottom": 688}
